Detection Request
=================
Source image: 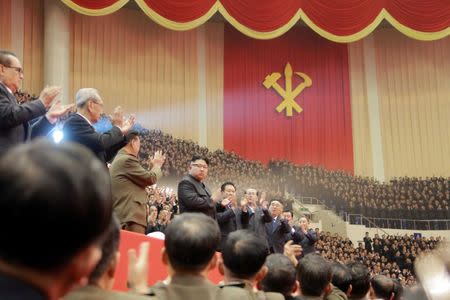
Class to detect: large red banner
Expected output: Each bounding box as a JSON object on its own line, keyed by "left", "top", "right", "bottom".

{"left": 223, "top": 25, "right": 354, "bottom": 172}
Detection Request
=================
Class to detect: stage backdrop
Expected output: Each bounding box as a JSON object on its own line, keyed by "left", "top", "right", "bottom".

{"left": 224, "top": 25, "right": 353, "bottom": 172}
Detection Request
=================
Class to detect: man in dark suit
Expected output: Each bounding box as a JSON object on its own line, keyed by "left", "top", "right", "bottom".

{"left": 110, "top": 131, "right": 166, "bottom": 234}
{"left": 177, "top": 155, "right": 221, "bottom": 219}
{"left": 296, "top": 216, "right": 318, "bottom": 257}
{"left": 216, "top": 181, "right": 249, "bottom": 250}
{"left": 245, "top": 188, "right": 272, "bottom": 249}
{"left": 0, "top": 50, "right": 72, "bottom": 154}
{"left": 265, "top": 201, "right": 292, "bottom": 253}
{"left": 63, "top": 88, "right": 134, "bottom": 164}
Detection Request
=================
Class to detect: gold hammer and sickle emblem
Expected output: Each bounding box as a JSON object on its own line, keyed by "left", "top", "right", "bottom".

{"left": 263, "top": 63, "right": 312, "bottom": 117}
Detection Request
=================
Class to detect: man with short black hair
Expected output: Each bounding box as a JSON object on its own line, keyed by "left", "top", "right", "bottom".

{"left": 346, "top": 262, "right": 370, "bottom": 300}
{"left": 370, "top": 275, "right": 402, "bottom": 300}
{"left": 296, "top": 254, "right": 332, "bottom": 299}
{"left": 219, "top": 230, "right": 283, "bottom": 300}
{"left": 216, "top": 181, "right": 249, "bottom": 250}
{"left": 260, "top": 254, "right": 299, "bottom": 300}
{"left": 129, "top": 213, "right": 252, "bottom": 300}
{"left": 0, "top": 50, "right": 72, "bottom": 153}
{"left": 0, "top": 139, "right": 113, "bottom": 299}
{"left": 325, "top": 262, "right": 352, "bottom": 300}
{"left": 177, "top": 156, "right": 222, "bottom": 219}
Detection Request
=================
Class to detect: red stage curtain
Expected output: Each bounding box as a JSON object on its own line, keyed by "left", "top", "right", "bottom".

{"left": 62, "top": 0, "right": 450, "bottom": 40}
{"left": 139, "top": 0, "right": 216, "bottom": 23}
{"left": 223, "top": 25, "right": 354, "bottom": 172}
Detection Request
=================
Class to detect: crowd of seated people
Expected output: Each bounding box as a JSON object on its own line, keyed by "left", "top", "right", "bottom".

{"left": 271, "top": 162, "right": 449, "bottom": 224}
{"left": 317, "top": 232, "right": 443, "bottom": 287}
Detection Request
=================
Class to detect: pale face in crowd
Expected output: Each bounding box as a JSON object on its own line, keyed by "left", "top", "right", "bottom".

{"left": 189, "top": 159, "right": 208, "bottom": 182}
{"left": 0, "top": 55, "right": 23, "bottom": 93}
{"left": 245, "top": 188, "right": 258, "bottom": 206}
{"left": 282, "top": 211, "right": 293, "bottom": 225}
{"left": 222, "top": 184, "right": 236, "bottom": 199}
{"left": 87, "top": 98, "right": 104, "bottom": 123}
{"left": 269, "top": 201, "right": 283, "bottom": 218}
{"left": 299, "top": 217, "right": 309, "bottom": 231}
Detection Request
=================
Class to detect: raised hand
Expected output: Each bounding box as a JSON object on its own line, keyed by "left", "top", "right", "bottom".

{"left": 283, "top": 240, "right": 303, "bottom": 266}
{"left": 46, "top": 100, "right": 74, "bottom": 123}
{"left": 127, "top": 242, "right": 150, "bottom": 293}
{"left": 119, "top": 114, "right": 135, "bottom": 135}
{"left": 211, "top": 188, "right": 222, "bottom": 203}
{"left": 240, "top": 197, "right": 248, "bottom": 212}
{"left": 111, "top": 106, "right": 124, "bottom": 127}
{"left": 150, "top": 150, "right": 166, "bottom": 168}
{"left": 39, "top": 86, "right": 61, "bottom": 108}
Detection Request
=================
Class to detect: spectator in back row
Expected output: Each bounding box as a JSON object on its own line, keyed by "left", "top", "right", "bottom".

{"left": 0, "top": 139, "right": 113, "bottom": 300}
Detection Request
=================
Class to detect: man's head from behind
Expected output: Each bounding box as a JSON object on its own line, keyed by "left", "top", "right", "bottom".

{"left": 370, "top": 275, "right": 403, "bottom": 300}
{"left": 124, "top": 131, "right": 140, "bottom": 157}
{"left": 75, "top": 88, "right": 104, "bottom": 123}
{"left": 346, "top": 261, "right": 371, "bottom": 299}
{"left": 0, "top": 139, "right": 112, "bottom": 298}
{"left": 88, "top": 215, "right": 121, "bottom": 290}
{"left": 260, "top": 254, "right": 297, "bottom": 297}
{"left": 296, "top": 253, "right": 332, "bottom": 297}
{"left": 330, "top": 262, "right": 352, "bottom": 296}
{"left": 220, "top": 229, "right": 269, "bottom": 281}
{"left": 0, "top": 50, "right": 23, "bottom": 93}
{"left": 163, "top": 213, "right": 220, "bottom": 274}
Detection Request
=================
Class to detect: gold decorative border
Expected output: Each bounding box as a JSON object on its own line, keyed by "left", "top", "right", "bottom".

{"left": 62, "top": 0, "right": 450, "bottom": 41}
{"left": 60, "top": 0, "right": 129, "bottom": 16}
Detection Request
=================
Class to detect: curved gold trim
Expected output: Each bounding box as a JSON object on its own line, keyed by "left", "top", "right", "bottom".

{"left": 134, "top": 0, "right": 218, "bottom": 31}
{"left": 383, "top": 10, "right": 450, "bottom": 41}
{"left": 217, "top": 3, "right": 300, "bottom": 40}
{"left": 62, "top": 0, "right": 450, "bottom": 41}
{"left": 60, "top": 0, "right": 129, "bottom": 16}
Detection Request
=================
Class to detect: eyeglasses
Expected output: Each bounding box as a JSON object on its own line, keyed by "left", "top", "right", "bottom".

{"left": 191, "top": 163, "right": 208, "bottom": 169}
{"left": 3, "top": 65, "right": 24, "bottom": 74}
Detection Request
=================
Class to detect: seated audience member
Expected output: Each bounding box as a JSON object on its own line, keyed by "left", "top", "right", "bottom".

{"left": 260, "top": 254, "right": 299, "bottom": 300}
{"left": 110, "top": 130, "right": 165, "bottom": 234}
{"left": 296, "top": 254, "right": 332, "bottom": 300}
{"left": 64, "top": 216, "right": 149, "bottom": 300}
{"left": 346, "top": 262, "right": 371, "bottom": 300}
{"left": 219, "top": 229, "right": 283, "bottom": 300}
{"left": 325, "top": 262, "right": 352, "bottom": 300}
{"left": 0, "top": 139, "right": 113, "bottom": 300}
{"left": 129, "top": 213, "right": 251, "bottom": 300}
{"left": 370, "top": 275, "right": 402, "bottom": 300}
{"left": 63, "top": 88, "right": 135, "bottom": 164}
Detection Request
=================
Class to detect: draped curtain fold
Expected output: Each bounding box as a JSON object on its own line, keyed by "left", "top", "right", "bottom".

{"left": 61, "top": 0, "right": 450, "bottom": 41}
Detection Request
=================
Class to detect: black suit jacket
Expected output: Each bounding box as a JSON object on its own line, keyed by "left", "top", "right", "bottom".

{"left": 0, "top": 83, "right": 52, "bottom": 154}
{"left": 299, "top": 229, "right": 318, "bottom": 257}
{"left": 216, "top": 203, "right": 249, "bottom": 250}
{"left": 63, "top": 113, "right": 126, "bottom": 164}
{"left": 177, "top": 175, "right": 216, "bottom": 219}
{"left": 265, "top": 217, "right": 292, "bottom": 253}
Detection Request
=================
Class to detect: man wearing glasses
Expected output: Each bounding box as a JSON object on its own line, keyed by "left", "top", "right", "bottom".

{"left": 63, "top": 88, "right": 135, "bottom": 164}
{"left": 177, "top": 155, "right": 222, "bottom": 219}
{"left": 0, "top": 50, "right": 72, "bottom": 154}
